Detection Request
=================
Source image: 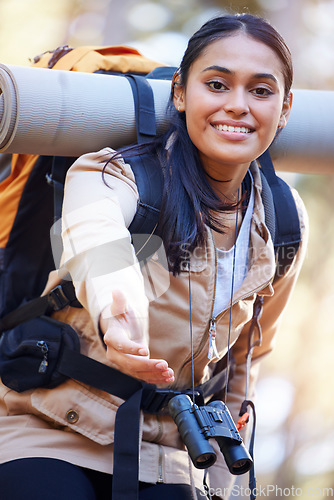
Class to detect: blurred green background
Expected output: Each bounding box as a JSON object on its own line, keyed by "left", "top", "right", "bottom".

{"left": 1, "top": 0, "right": 333, "bottom": 497}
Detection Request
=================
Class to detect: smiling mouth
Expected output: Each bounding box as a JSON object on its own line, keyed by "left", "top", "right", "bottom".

{"left": 212, "top": 124, "right": 253, "bottom": 133}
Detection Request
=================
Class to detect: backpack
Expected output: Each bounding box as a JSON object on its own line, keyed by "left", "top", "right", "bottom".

{"left": 0, "top": 44, "right": 301, "bottom": 500}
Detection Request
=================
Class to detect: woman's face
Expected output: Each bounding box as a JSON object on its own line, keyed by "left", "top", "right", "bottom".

{"left": 174, "top": 33, "right": 292, "bottom": 181}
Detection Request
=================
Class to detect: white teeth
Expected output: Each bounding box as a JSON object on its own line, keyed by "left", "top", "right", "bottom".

{"left": 214, "top": 124, "right": 251, "bottom": 133}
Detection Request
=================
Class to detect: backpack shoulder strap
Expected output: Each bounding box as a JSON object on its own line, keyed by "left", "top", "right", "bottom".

{"left": 124, "top": 75, "right": 157, "bottom": 143}
{"left": 258, "top": 149, "right": 301, "bottom": 280}
{"left": 126, "top": 153, "right": 163, "bottom": 236}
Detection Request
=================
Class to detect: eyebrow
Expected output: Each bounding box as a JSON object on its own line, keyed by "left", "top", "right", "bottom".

{"left": 253, "top": 72, "right": 279, "bottom": 84}
{"left": 202, "top": 65, "right": 232, "bottom": 75}
{"left": 202, "top": 65, "right": 279, "bottom": 84}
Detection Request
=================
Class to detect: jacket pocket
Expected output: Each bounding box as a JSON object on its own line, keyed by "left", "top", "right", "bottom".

{"left": 31, "top": 379, "right": 124, "bottom": 445}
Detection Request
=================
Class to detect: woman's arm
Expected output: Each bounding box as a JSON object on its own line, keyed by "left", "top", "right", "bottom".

{"left": 61, "top": 147, "right": 174, "bottom": 384}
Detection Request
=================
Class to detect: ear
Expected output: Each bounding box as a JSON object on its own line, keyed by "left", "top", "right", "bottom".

{"left": 278, "top": 92, "right": 293, "bottom": 129}
{"left": 172, "top": 72, "right": 185, "bottom": 113}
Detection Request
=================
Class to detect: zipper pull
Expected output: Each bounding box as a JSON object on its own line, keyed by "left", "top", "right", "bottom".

{"left": 37, "top": 340, "right": 49, "bottom": 374}
{"left": 208, "top": 319, "right": 219, "bottom": 360}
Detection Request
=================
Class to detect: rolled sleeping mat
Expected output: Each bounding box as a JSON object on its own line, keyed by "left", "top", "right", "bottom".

{"left": 0, "top": 64, "right": 171, "bottom": 157}
{"left": 270, "top": 89, "right": 334, "bottom": 174}
{"left": 0, "top": 63, "right": 333, "bottom": 173}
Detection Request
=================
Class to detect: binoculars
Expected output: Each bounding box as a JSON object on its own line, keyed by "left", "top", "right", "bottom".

{"left": 168, "top": 394, "right": 253, "bottom": 475}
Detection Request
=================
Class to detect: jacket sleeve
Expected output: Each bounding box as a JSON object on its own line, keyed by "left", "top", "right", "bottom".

{"left": 208, "top": 188, "right": 309, "bottom": 498}
{"left": 60, "top": 147, "right": 149, "bottom": 334}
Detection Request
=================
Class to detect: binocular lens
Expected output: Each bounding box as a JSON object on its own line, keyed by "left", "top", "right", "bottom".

{"left": 229, "top": 457, "right": 253, "bottom": 475}
{"left": 195, "top": 453, "right": 216, "bottom": 469}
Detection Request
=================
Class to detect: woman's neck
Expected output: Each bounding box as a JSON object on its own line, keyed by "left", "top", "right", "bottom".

{"left": 206, "top": 175, "right": 242, "bottom": 204}
{"left": 203, "top": 162, "right": 251, "bottom": 203}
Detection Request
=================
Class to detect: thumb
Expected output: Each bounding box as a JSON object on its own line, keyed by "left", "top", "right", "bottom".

{"left": 110, "top": 289, "right": 128, "bottom": 317}
{"left": 101, "top": 289, "right": 128, "bottom": 320}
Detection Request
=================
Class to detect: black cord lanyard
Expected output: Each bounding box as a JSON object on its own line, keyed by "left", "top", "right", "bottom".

{"left": 188, "top": 182, "right": 258, "bottom": 500}
{"left": 224, "top": 190, "right": 240, "bottom": 404}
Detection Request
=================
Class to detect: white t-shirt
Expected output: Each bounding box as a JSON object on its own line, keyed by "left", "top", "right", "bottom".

{"left": 212, "top": 175, "right": 254, "bottom": 318}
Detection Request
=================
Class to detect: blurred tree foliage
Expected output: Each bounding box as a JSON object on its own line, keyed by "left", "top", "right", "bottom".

{"left": 0, "top": 0, "right": 333, "bottom": 494}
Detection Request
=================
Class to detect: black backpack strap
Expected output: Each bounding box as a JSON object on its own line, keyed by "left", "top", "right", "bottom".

{"left": 196, "top": 367, "right": 229, "bottom": 401}
{"left": 258, "top": 170, "right": 276, "bottom": 244}
{"left": 126, "top": 153, "right": 163, "bottom": 236}
{"left": 46, "top": 156, "right": 75, "bottom": 271}
{"left": 47, "top": 156, "right": 74, "bottom": 222}
{"left": 124, "top": 74, "right": 157, "bottom": 144}
{"left": 257, "top": 149, "right": 301, "bottom": 280}
{"left": 0, "top": 281, "right": 80, "bottom": 332}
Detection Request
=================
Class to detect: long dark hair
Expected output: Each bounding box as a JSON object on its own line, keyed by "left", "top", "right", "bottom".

{"left": 105, "top": 13, "right": 293, "bottom": 275}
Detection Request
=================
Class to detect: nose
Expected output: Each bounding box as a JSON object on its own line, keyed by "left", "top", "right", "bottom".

{"left": 223, "top": 88, "right": 249, "bottom": 116}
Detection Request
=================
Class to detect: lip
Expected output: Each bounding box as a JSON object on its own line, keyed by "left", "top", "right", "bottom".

{"left": 211, "top": 120, "right": 255, "bottom": 131}
{"left": 211, "top": 120, "right": 255, "bottom": 141}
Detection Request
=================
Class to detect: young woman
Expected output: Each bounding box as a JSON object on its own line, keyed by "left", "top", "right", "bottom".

{"left": 0, "top": 13, "right": 307, "bottom": 500}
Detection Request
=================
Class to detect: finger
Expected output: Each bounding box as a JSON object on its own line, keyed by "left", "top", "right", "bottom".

{"left": 104, "top": 326, "right": 149, "bottom": 356}
{"left": 136, "top": 368, "right": 175, "bottom": 385}
{"left": 126, "top": 358, "right": 175, "bottom": 383}
{"left": 123, "top": 356, "right": 171, "bottom": 373}
{"left": 106, "top": 351, "right": 173, "bottom": 380}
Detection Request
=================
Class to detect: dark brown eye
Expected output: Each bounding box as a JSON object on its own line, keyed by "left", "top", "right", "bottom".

{"left": 207, "top": 81, "right": 226, "bottom": 91}
{"left": 251, "top": 87, "right": 273, "bottom": 96}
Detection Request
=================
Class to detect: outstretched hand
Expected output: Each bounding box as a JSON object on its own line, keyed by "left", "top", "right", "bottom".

{"left": 99, "top": 290, "right": 174, "bottom": 385}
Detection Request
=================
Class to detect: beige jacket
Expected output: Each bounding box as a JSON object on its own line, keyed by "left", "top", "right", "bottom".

{"left": 0, "top": 148, "right": 308, "bottom": 497}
